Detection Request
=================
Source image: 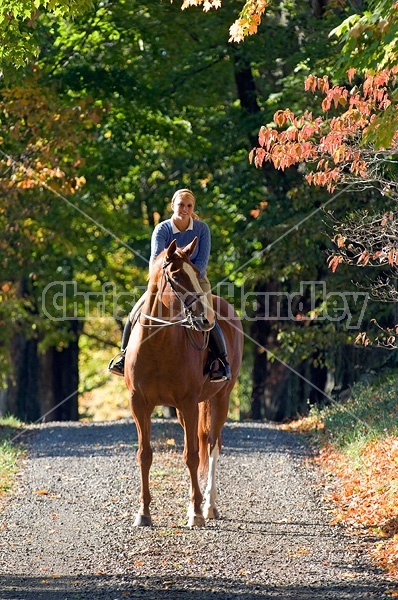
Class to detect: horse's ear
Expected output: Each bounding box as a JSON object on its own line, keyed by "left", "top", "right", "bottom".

{"left": 182, "top": 236, "right": 198, "bottom": 258}
{"left": 166, "top": 239, "right": 177, "bottom": 260}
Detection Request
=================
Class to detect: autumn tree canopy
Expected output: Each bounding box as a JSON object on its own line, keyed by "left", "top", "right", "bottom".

{"left": 247, "top": 1, "right": 398, "bottom": 347}
{"left": 1, "top": 0, "right": 397, "bottom": 420}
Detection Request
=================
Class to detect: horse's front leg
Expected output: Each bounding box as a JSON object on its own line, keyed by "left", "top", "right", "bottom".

{"left": 180, "top": 406, "right": 205, "bottom": 528}
{"left": 131, "top": 403, "right": 153, "bottom": 527}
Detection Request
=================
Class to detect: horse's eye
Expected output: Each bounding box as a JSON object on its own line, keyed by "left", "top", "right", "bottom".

{"left": 173, "top": 275, "right": 180, "bottom": 282}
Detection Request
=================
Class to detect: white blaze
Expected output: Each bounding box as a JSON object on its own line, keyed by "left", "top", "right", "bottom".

{"left": 182, "top": 263, "right": 215, "bottom": 324}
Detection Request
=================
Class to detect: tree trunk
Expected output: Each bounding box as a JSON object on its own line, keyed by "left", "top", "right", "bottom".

{"left": 249, "top": 281, "right": 285, "bottom": 420}
{"left": 309, "top": 0, "right": 325, "bottom": 18}
{"left": 6, "top": 278, "right": 41, "bottom": 422}
{"left": 38, "top": 320, "right": 80, "bottom": 422}
{"left": 250, "top": 281, "right": 269, "bottom": 420}
{"left": 233, "top": 54, "right": 260, "bottom": 118}
{"left": 232, "top": 50, "right": 261, "bottom": 147}
{"left": 7, "top": 334, "right": 41, "bottom": 422}
{"left": 6, "top": 319, "right": 81, "bottom": 422}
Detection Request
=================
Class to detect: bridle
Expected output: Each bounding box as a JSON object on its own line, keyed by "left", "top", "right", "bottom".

{"left": 140, "top": 258, "right": 210, "bottom": 349}
{"left": 162, "top": 258, "right": 204, "bottom": 311}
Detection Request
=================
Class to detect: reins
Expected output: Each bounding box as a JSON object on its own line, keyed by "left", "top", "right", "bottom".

{"left": 186, "top": 328, "right": 210, "bottom": 351}
{"left": 139, "top": 313, "right": 192, "bottom": 328}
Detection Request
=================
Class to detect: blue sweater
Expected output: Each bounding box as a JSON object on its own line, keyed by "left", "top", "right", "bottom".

{"left": 150, "top": 218, "right": 211, "bottom": 278}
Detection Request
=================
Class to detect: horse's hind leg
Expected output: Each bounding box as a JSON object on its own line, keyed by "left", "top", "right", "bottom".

{"left": 203, "top": 441, "right": 220, "bottom": 519}
{"left": 180, "top": 406, "right": 205, "bottom": 528}
{"left": 131, "top": 402, "right": 153, "bottom": 527}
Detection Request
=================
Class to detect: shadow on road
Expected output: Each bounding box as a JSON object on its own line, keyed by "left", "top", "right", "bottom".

{"left": 20, "top": 419, "right": 308, "bottom": 459}
{"left": 0, "top": 573, "right": 389, "bottom": 599}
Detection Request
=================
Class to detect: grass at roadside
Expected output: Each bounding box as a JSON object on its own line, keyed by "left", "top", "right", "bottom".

{"left": 0, "top": 416, "right": 25, "bottom": 497}
{"left": 281, "top": 370, "right": 398, "bottom": 578}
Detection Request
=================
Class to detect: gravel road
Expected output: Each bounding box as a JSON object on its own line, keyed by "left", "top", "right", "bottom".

{"left": 0, "top": 419, "right": 393, "bottom": 599}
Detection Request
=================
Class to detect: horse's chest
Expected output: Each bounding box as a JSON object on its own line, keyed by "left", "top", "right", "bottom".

{"left": 132, "top": 345, "right": 203, "bottom": 400}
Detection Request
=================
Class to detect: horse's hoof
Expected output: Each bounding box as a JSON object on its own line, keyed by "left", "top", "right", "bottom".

{"left": 187, "top": 514, "right": 206, "bottom": 528}
{"left": 134, "top": 514, "right": 153, "bottom": 527}
{"left": 203, "top": 505, "right": 219, "bottom": 520}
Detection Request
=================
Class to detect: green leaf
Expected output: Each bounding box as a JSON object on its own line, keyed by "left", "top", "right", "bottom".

{"left": 329, "top": 14, "right": 360, "bottom": 39}
{"left": 363, "top": 108, "right": 398, "bottom": 150}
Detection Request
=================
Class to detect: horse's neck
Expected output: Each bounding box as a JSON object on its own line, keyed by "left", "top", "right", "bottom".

{"left": 144, "top": 283, "right": 170, "bottom": 316}
{"left": 139, "top": 286, "right": 185, "bottom": 350}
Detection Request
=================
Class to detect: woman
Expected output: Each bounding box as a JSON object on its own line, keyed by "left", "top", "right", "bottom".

{"left": 109, "top": 189, "right": 231, "bottom": 382}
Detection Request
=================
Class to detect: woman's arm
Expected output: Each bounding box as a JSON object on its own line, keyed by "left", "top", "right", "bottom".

{"left": 150, "top": 222, "right": 171, "bottom": 267}
{"left": 193, "top": 222, "right": 211, "bottom": 278}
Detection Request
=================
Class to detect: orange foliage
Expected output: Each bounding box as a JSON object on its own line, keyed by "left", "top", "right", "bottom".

{"left": 316, "top": 438, "right": 398, "bottom": 577}
{"left": 0, "top": 74, "right": 101, "bottom": 198}
{"left": 251, "top": 67, "right": 398, "bottom": 195}
{"left": 228, "top": 0, "right": 270, "bottom": 42}
{"left": 179, "top": 0, "right": 270, "bottom": 42}
{"left": 281, "top": 416, "right": 398, "bottom": 577}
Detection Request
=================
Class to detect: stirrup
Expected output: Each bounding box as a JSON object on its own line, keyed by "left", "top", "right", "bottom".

{"left": 108, "top": 352, "right": 125, "bottom": 377}
{"left": 209, "top": 359, "right": 231, "bottom": 383}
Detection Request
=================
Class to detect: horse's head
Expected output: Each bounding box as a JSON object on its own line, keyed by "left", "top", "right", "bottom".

{"left": 151, "top": 238, "right": 214, "bottom": 332}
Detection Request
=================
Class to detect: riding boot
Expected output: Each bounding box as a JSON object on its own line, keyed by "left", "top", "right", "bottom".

{"left": 108, "top": 319, "right": 132, "bottom": 376}
{"left": 108, "top": 294, "right": 146, "bottom": 377}
{"left": 209, "top": 321, "right": 232, "bottom": 382}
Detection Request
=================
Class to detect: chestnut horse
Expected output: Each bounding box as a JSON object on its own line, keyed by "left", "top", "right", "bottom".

{"left": 124, "top": 238, "right": 243, "bottom": 527}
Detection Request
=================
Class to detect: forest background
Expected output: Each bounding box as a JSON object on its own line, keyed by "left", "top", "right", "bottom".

{"left": 1, "top": 0, "right": 398, "bottom": 424}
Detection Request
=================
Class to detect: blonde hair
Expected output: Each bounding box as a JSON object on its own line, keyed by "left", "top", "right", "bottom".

{"left": 171, "top": 188, "right": 200, "bottom": 220}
